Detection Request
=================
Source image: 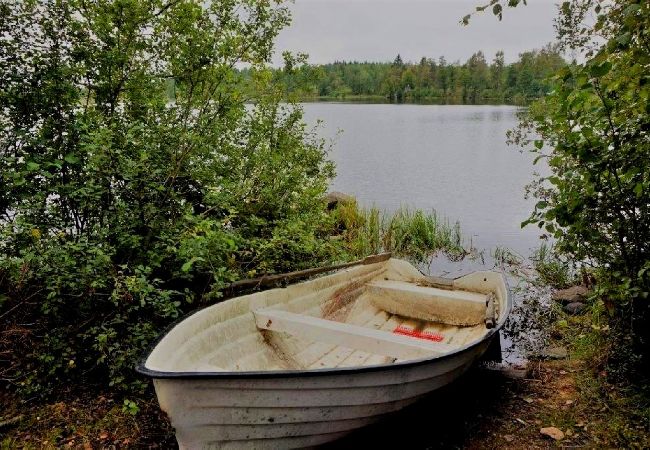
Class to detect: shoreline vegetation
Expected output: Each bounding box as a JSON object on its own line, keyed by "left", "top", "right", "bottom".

{"left": 330, "top": 199, "right": 468, "bottom": 266}
{"left": 298, "top": 95, "right": 519, "bottom": 106}
{"left": 257, "top": 45, "right": 566, "bottom": 106}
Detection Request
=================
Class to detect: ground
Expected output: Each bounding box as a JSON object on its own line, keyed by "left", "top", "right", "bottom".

{"left": 2, "top": 354, "right": 649, "bottom": 449}
{"left": 329, "top": 358, "right": 650, "bottom": 449}
{"left": 0, "top": 391, "right": 174, "bottom": 449}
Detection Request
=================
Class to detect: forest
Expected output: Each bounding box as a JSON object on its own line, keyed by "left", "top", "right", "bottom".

{"left": 270, "top": 45, "right": 567, "bottom": 104}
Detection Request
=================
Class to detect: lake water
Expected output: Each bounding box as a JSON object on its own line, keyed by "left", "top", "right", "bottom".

{"left": 302, "top": 103, "right": 545, "bottom": 258}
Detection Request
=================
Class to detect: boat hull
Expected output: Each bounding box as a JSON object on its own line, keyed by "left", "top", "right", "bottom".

{"left": 139, "top": 259, "right": 512, "bottom": 449}
{"left": 153, "top": 338, "right": 491, "bottom": 449}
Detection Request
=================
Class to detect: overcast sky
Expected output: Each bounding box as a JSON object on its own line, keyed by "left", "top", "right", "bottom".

{"left": 274, "top": 0, "right": 559, "bottom": 65}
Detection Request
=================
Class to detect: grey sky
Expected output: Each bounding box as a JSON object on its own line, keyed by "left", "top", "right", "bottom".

{"left": 274, "top": 0, "right": 559, "bottom": 65}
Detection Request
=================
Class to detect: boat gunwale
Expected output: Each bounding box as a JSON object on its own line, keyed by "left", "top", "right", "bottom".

{"left": 136, "top": 269, "right": 512, "bottom": 380}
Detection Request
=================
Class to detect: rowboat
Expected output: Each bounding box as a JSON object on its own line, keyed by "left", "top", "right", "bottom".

{"left": 137, "top": 255, "right": 511, "bottom": 449}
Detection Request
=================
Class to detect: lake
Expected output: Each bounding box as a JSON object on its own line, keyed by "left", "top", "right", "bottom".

{"left": 302, "top": 103, "right": 545, "bottom": 258}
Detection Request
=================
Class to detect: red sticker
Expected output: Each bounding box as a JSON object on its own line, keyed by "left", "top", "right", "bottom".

{"left": 393, "top": 325, "right": 444, "bottom": 342}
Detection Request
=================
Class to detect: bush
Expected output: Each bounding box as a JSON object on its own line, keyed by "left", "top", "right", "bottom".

{"left": 0, "top": 0, "right": 338, "bottom": 396}
{"left": 511, "top": 0, "right": 650, "bottom": 375}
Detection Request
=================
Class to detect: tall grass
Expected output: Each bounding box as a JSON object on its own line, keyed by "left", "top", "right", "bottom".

{"left": 332, "top": 201, "right": 467, "bottom": 265}
{"left": 531, "top": 242, "right": 577, "bottom": 288}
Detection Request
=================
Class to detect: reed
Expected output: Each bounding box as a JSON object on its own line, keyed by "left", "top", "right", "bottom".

{"left": 332, "top": 201, "right": 467, "bottom": 265}
{"left": 530, "top": 242, "right": 577, "bottom": 289}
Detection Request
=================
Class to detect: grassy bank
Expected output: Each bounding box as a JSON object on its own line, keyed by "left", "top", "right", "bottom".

{"left": 472, "top": 305, "right": 650, "bottom": 448}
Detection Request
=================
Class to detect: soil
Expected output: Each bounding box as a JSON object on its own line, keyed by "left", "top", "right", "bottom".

{"left": 329, "top": 360, "right": 599, "bottom": 449}
{"left": 0, "top": 389, "right": 175, "bottom": 449}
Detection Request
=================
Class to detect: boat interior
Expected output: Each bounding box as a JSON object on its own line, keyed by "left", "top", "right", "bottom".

{"left": 143, "top": 258, "right": 508, "bottom": 374}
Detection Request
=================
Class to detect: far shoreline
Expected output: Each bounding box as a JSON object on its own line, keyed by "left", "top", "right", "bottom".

{"left": 295, "top": 95, "right": 531, "bottom": 106}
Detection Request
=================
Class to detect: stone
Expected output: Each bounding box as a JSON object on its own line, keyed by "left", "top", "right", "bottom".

{"left": 325, "top": 191, "right": 355, "bottom": 209}
{"left": 540, "top": 426, "right": 565, "bottom": 440}
{"left": 480, "top": 363, "right": 529, "bottom": 379}
{"left": 552, "top": 285, "right": 589, "bottom": 304}
{"left": 537, "top": 345, "right": 568, "bottom": 360}
{"left": 564, "top": 301, "right": 586, "bottom": 315}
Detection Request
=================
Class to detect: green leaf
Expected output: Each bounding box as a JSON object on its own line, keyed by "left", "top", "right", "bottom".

{"left": 616, "top": 32, "right": 631, "bottom": 46}
{"left": 26, "top": 161, "right": 40, "bottom": 171}
{"left": 561, "top": 1, "right": 570, "bottom": 14}
{"left": 590, "top": 61, "right": 612, "bottom": 78}
{"left": 634, "top": 183, "right": 644, "bottom": 198}
{"left": 181, "top": 256, "right": 205, "bottom": 273}
{"left": 623, "top": 4, "right": 641, "bottom": 16}
{"left": 521, "top": 219, "right": 534, "bottom": 228}
{"left": 534, "top": 140, "right": 544, "bottom": 150}
{"left": 64, "top": 153, "right": 80, "bottom": 164}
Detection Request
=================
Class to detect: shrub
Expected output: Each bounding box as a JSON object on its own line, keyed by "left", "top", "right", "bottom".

{"left": 511, "top": 0, "right": 650, "bottom": 375}
{"left": 0, "top": 0, "right": 337, "bottom": 396}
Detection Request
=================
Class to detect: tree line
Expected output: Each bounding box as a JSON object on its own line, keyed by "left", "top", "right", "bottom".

{"left": 271, "top": 44, "right": 566, "bottom": 104}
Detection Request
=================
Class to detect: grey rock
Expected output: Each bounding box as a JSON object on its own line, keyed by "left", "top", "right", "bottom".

{"left": 564, "top": 301, "right": 586, "bottom": 315}
{"left": 552, "top": 285, "right": 589, "bottom": 305}
{"left": 537, "top": 345, "right": 568, "bottom": 360}
{"left": 325, "top": 191, "right": 355, "bottom": 209}
{"left": 479, "top": 362, "right": 530, "bottom": 379}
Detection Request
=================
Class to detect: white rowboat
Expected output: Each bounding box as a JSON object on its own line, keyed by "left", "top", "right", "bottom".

{"left": 138, "top": 256, "right": 511, "bottom": 449}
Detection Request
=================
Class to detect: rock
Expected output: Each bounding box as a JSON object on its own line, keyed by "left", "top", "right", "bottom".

{"left": 564, "top": 301, "right": 586, "bottom": 315}
{"left": 503, "top": 434, "right": 515, "bottom": 442}
{"left": 536, "top": 345, "right": 568, "bottom": 360}
{"left": 325, "top": 191, "right": 355, "bottom": 209}
{"left": 480, "top": 363, "right": 529, "bottom": 379}
{"left": 540, "top": 426, "right": 565, "bottom": 440}
{"left": 552, "top": 285, "right": 589, "bottom": 305}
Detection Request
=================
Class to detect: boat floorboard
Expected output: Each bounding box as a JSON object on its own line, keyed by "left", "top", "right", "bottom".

{"left": 188, "top": 273, "right": 490, "bottom": 373}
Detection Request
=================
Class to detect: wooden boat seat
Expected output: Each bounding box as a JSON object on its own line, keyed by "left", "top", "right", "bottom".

{"left": 254, "top": 308, "right": 453, "bottom": 361}
{"left": 367, "top": 280, "right": 487, "bottom": 326}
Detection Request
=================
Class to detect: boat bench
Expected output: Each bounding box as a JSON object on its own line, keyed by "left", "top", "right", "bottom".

{"left": 367, "top": 280, "right": 488, "bottom": 326}
{"left": 254, "top": 308, "right": 453, "bottom": 360}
